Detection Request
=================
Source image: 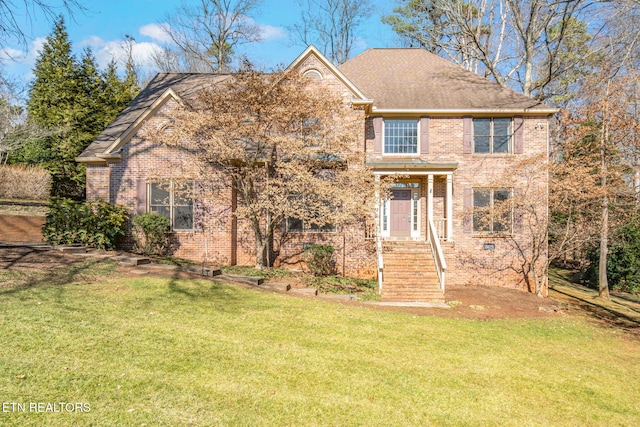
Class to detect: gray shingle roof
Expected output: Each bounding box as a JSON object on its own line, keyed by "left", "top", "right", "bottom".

{"left": 80, "top": 49, "right": 553, "bottom": 161}
{"left": 77, "top": 73, "right": 230, "bottom": 160}
{"left": 338, "top": 48, "right": 550, "bottom": 111}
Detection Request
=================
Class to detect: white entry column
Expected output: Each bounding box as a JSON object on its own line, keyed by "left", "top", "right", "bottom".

{"left": 427, "top": 175, "right": 434, "bottom": 237}
{"left": 446, "top": 174, "right": 453, "bottom": 241}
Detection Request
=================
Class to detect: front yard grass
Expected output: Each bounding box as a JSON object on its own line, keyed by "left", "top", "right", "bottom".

{"left": 0, "top": 269, "right": 639, "bottom": 426}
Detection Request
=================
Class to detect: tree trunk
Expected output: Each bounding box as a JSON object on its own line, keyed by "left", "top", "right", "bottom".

{"left": 598, "top": 114, "right": 611, "bottom": 300}
{"left": 252, "top": 218, "right": 265, "bottom": 270}
{"left": 598, "top": 192, "right": 610, "bottom": 299}
{"left": 255, "top": 240, "right": 265, "bottom": 270}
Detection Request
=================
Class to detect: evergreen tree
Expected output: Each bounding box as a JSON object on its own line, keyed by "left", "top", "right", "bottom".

{"left": 100, "top": 59, "right": 139, "bottom": 129}
{"left": 26, "top": 17, "right": 83, "bottom": 197}
{"left": 24, "top": 17, "right": 140, "bottom": 198}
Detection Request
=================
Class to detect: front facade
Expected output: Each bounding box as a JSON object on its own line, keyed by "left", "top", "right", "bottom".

{"left": 78, "top": 46, "right": 555, "bottom": 302}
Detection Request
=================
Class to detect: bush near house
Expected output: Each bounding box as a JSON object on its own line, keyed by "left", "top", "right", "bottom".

{"left": 303, "top": 244, "right": 336, "bottom": 276}
{"left": 43, "top": 198, "right": 128, "bottom": 250}
{"left": 132, "top": 213, "right": 172, "bottom": 256}
{"left": 0, "top": 164, "right": 51, "bottom": 200}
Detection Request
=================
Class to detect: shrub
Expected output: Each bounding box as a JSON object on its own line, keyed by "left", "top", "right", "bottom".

{"left": 0, "top": 164, "right": 51, "bottom": 200}
{"left": 309, "top": 275, "right": 377, "bottom": 294}
{"left": 583, "top": 220, "right": 640, "bottom": 294}
{"left": 303, "top": 244, "right": 336, "bottom": 276}
{"left": 43, "top": 198, "right": 128, "bottom": 250}
{"left": 132, "top": 213, "right": 171, "bottom": 256}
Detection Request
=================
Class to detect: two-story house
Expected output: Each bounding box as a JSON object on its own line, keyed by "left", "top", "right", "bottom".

{"left": 77, "top": 46, "right": 556, "bottom": 302}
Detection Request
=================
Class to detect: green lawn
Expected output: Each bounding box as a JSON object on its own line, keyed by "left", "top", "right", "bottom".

{"left": 1, "top": 265, "right": 639, "bottom": 426}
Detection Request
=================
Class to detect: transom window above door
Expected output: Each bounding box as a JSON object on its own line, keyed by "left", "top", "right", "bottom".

{"left": 384, "top": 120, "right": 418, "bottom": 154}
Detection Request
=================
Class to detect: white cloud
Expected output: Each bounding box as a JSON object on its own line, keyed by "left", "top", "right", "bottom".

{"left": 139, "top": 23, "right": 173, "bottom": 44}
{"left": 259, "top": 24, "right": 287, "bottom": 42}
{"left": 0, "top": 47, "right": 27, "bottom": 63}
{"left": 79, "top": 35, "right": 107, "bottom": 48}
{"left": 0, "top": 37, "right": 47, "bottom": 82}
{"left": 91, "top": 39, "right": 163, "bottom": 71}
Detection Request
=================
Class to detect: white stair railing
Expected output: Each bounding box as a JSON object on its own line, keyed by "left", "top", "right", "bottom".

{"left": 428, "top": 218, "right": 447, "bottom": 291}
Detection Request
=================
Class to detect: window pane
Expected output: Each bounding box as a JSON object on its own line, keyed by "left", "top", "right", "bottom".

{"left": 287, "top": 217, "right": 303, "bottom": 232}
{"left": 150, "top": 183, "right": 170, "bottom": 206}
{"left": 493, "top": 190, "right": 512, "bottom": 232}
{"left": 493, "top": 119, "right": 511, "bottom": 153}
{"left": 309, "top": 222, "right": 335, "bottom": 232}
{"left": 473, "top": 189, "right": 491, "bottom": 232}
{"left": 473, "top": 119, "right": 491, "bottom": 153}
{"left": 150, "top": 205, "right": 170, "bottom": 220}
{"left": 173, "top": 181, "right": 193, "bottom": 206}
{"left": 474, "top": 136, "right": 491, "bottom": 153}
{"left": 384, "top": 120, "right": 418, "bottom": 154}
{"left": 173, "top": 206, "right": 193, "bottom": 230}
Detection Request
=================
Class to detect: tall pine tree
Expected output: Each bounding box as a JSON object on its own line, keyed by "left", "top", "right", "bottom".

{"left": 25, "top": 17, "right": 139, "bottom": 198}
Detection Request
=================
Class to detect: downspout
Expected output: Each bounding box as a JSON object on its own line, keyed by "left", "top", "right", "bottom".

{"left": 342, "top": 232, "right": 346, "bottom": 277}
{"left": 374, "top": 175, "right": 383, "bottom": 294}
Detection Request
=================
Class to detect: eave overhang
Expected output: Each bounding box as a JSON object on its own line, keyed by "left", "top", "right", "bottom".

{"left": 370, "top": 107, "right": 559, "bottom": 117}
{"left": 368, "top": 160, "right": 459, "bottom": 174}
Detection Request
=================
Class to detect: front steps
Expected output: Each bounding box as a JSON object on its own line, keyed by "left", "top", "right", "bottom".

{"left": 381, "top": 240, "right": 445, "bottom": 303}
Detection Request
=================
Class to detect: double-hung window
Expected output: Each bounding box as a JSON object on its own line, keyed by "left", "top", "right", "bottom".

{"left": 473, "top": 118, "right": 512, "bottom": 154}
{"left": 384, "top": 119, "right": 418, "bottom": 154}
{"left": 149, "top": 181, "right": 194, "bottom": 230}
{"left": 473, "top": 188, "right": 512, "bottom": 234}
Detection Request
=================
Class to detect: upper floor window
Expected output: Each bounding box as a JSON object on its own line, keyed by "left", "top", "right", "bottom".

{"left": 473, "top": 188, "right": 512, "bottom": 235}
{"left": 149, "top": 181, "right": 194, "bottom": 231}
{"left": 384, "top": 119, "right": 418, "bottom": 154}
{"left": 474, "top": 118, "right": 511, "bottom": 154}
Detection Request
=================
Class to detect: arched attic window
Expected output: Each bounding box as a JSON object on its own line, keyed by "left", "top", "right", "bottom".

{"left": 303, "top": 69, "right": 323, "bottom": 81}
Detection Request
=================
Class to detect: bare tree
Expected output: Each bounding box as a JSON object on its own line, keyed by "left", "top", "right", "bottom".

{"left": 556, "top": 65, "right": 640, "bottom": 299}
{"left": 290, "top": 0, "right": 373, "bottom": 64}
{"left": 0, "top": 73, "right": 55, "bottom": 164}
{"left": 158, "top": 0, "right": 262, "bottom": 73}
{"left": 144, "top": 68, "right": 376, "bottom": 269}
{"left": 0, "top": 0, "right": 85, "bottom": 51}
{"left": 384, "top": 0, "right": 595, "bottom": 99}
{"left": 0, "top": 74, "right": 22, "bottom": 163}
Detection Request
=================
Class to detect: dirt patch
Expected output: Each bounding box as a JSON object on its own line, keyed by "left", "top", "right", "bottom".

{"left": 0, "top": 245, "right": 81, "bottom": 270}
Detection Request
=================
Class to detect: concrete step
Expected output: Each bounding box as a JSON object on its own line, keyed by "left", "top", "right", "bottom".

{"left": 289, "top": 287, "right": 318, "bottom": 296}
{"left": 55, "top": 245, "right": 87, "bottom": 254}
{"left": 113, "top": 255, "right": 150, "bottom": 266}
{"left": 260, "top": 282, "right": 292, "bottom": 292}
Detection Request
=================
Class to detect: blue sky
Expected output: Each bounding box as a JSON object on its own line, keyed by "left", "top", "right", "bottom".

{"left": 0, "top": 0, "right": 399, "bottom": 83}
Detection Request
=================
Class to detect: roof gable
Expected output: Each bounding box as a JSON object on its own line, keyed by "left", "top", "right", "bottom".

{"left": 286, "top": 45, "right": 372, "bottom": 105}
{"left": 77, "top": 73, "right": 230, "bottom": 162}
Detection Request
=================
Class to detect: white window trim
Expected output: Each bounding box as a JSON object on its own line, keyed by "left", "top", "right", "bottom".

{"left": 302, "top": 69, "right": 323, "bottom": 80}
{"left": 472, "top": 117, "right": 513, "bottom": 155}
{"left": 382, "top": 119, "right": 420, "bottom": 156}
{"left": 379, "top": 184, "right": 421, "bottom": 238}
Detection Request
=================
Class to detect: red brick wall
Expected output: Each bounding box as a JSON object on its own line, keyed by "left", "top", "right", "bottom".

{"left": 366, "top": 115, "right": 550, "bottom": 290}
{"left": 0, "top": 215, "right": 45, "bottom": 243}
{"left": 86, "top": 164, "right": 110, "bottom": 201}
{"left": 84, "top": 53, "right": 550, "bottom": 288}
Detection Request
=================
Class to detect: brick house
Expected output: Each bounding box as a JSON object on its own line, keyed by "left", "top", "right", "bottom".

{"left": 77, "top": 46, "right": 556, "bottom": 302}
